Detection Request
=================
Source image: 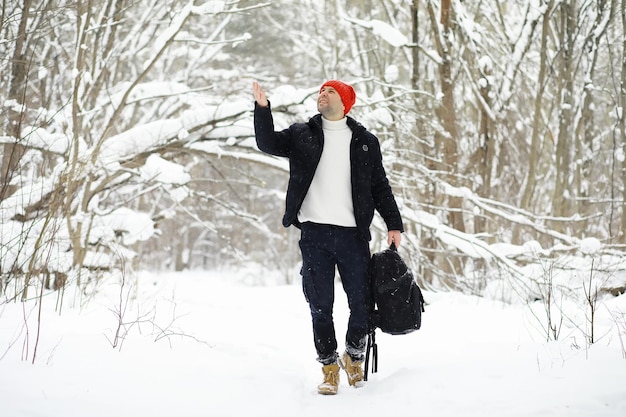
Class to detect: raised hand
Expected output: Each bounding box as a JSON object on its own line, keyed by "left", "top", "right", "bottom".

{"left": 252, "top": 81, "right": 268, "bottom": 107}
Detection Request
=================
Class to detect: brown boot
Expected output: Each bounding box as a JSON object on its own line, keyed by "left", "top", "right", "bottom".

{"left": 339, "top": 352, "right": 364, "bottom": 387}
{"left": 317, "top": 363, "right": 340, "bottom": 395}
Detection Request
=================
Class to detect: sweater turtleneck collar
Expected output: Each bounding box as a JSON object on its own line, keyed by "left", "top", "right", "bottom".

{"left": 321, "top": 116, "right": 348, "bottom": 130}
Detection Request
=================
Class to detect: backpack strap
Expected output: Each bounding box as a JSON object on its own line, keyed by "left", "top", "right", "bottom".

{"left": 364, "top": 329, "right": 378, "bottom": 381}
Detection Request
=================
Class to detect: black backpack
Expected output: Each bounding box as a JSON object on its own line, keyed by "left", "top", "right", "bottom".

{"left": 365, "top": 243, "right": 425, "bottom": 380}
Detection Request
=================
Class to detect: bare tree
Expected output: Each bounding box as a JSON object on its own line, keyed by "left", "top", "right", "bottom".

{"left": 551, "top": 0, "right": 576, "bottom": 229}
{"left": 0, "top": 0, "right": 277, "bottom": 299}
{"left": 520, "top": 0, "right": 555, "bottom": 213}
{"left": 610, "top": 1, "right": 626, "bottom": 243}
{"left": 1, "top": 0, "right": 625, "bottom": 301}
{"left": 1, "top": 0, "right": 33, "bottom": 200}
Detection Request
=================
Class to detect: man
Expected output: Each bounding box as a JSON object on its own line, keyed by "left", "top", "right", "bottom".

{"left": 252, "top": 80, "right": 403, "bottom": 395}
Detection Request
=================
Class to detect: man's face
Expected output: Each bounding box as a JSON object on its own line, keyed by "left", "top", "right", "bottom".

{"left": 317, "top": 86, "right": 345, "bottom": 120}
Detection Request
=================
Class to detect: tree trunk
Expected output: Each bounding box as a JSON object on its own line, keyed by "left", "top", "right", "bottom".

{"left": 411, "top": 0, "right": 420, "bottom": 89}
{"left": 475, "top": 60, "right": 493, "bottom": 235}
{"left": 551, "top": 0, "right": 576, "bottom": 232}
{"left": 520, "top": 0, "right": 554, "bottom": 212}
{"left": 621, "top": 0, "right": 626, "bottom": 242}
{"left": 575, "top": 0, "right": 613, "bottom": 236}
{"left": 423, "top": 0, "right": 464, "bottom": 285}
{"left": 437, "top": 1, "right": 464, "bottom": 234}
{"left": 1, "top": 0, "right": 32, "bottom": 201}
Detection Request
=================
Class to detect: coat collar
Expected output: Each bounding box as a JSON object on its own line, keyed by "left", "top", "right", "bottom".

{"left": 309, "top": 113, "right": 366, "bottom": 135}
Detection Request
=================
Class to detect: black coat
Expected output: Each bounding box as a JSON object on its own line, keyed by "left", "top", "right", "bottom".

{"left": 254, "top": 102, "right": 404, "bottom": 241}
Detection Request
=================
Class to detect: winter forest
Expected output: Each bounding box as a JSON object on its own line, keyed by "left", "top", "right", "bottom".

{"left": 2, "top": 0, "right": 626, "bottom": 380}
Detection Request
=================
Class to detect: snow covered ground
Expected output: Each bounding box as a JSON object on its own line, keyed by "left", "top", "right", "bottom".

{"left": 1, "top": 268, "right": 625, "bottom": 417}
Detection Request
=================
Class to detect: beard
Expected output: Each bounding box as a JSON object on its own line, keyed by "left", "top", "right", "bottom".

{"left": 317, "top": 99, "right": 343, "bottom": 119}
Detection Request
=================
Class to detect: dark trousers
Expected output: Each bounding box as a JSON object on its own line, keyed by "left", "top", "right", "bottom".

{"left": 299, "top": 222, "right": 370, "bottom": 365}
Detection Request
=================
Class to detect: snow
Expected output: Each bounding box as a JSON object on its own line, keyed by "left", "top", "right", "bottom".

{"left": 344, "top": 16, "right": 408, "bottom": 47}
{"left": 91, "top": 207, "right": 155, "bottom": 246}
{"left": 2, "top": 6, "right": 626, "bottom": 415}
{"left": 384, "top": 64, "right": 399, "bottom": 83}
{"left": 99, "top": 119, "right": 185, "bottom": 163}
{"left": 1, "top": 269, "right": 625, "bottom": 417}
{"left": 191, "top": 1, "right": 225, "bottom": 15}
{"left": 140, "top": 154, "right": 191, "bottom": 186}
{"left": 580, "top": 237, "right": 602, "bottom": 255}
{"left": 369, "top": 20, "right": 408, "bottom": 47}
{"left": 8, "top": 125, "right": 72, "bottom": 154}
{"left": 147, "top": 2, "right": 193, "bottom": 69}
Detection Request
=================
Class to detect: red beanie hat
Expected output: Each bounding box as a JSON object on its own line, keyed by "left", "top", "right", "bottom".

{"left": 320, "top": 80, "right": 356, "bottom": 115}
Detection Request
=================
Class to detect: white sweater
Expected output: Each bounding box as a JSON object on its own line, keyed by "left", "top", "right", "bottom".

{"left": 298, "top": 117, "right": 356, "bottom": 227}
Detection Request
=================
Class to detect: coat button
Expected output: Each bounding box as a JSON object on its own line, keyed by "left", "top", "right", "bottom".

{"left": 362, "top": 145, "right": 368, "bottom": 151}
